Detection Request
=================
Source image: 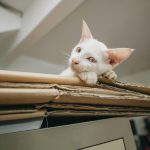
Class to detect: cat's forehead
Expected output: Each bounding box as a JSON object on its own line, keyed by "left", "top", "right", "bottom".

{"left": 80, "top": 39, "right": 107, "bottom": 51}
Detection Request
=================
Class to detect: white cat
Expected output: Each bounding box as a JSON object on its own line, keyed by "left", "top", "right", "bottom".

{"left": 61, "top": 20, "right": 134, "bottom": 85}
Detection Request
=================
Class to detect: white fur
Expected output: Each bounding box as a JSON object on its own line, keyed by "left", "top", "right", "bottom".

{"left": 60, "top": 38, "right": 117, "bottom": 84}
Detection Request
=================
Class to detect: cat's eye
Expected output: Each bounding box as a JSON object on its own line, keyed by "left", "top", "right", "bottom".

{"left": 76, "top": 47, "right": 81, "bottom": 53}
{"left": 87, "top": 57, "right": 97, "bottom": 63}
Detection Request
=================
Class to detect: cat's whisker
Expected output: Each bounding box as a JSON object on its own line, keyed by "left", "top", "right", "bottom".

{"left": 63, "top": 53, "right": 70, "bottom": 58}
{"left": 59, "top": 51, "right": 70, "bottom": 64}
{"left": 61, "top": 51, "right": 70, "bottom": 59}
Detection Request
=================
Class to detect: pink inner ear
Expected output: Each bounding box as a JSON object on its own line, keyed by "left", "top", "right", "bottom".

{"left": 79, "top": 20, "right": 93, "bottom": 43}
{"left": 107, "top": 48, "right": 134, "bottom": 68}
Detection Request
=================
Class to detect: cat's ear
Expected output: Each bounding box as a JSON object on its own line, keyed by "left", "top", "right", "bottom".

{"left": 79, "top": 20, "right": 93, "bottom": 43}
{"left": 106, "top": 48, "right": 134, "bottom": 68}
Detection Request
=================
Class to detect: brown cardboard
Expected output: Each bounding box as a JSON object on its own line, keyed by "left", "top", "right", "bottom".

{"left": 47, "top": 110, "right": 150, "bottom": 117}
{"left": 46, "top": 103, "right": 150, "bottom": 117}
{"left": 0, "top": 70, "right": 85, "bottom": 86}
{"left": 0, "top": 84, "right": 149, "bottom": 107}
{"left": 0, "top": 110, "right": 45, "bottom": 121}
{"left": 0, "top": 70, "right": 149, "bottom": 94}
{"left": 0, "top": 108, "right": 37, "bottom": 115}
{"left": 0, "top": 70, "right": 150, "bottom": 119}
{"left": 0, "top": 88, "right": 59, "bottom": 104}
{"left": 48, "top": 104, "right": 150, "bottom": 112}
{"left": 52, "top": 86, "right": 150, "bottom": 107}
{"left": 100, "top": 79, "right": 150, "bottom": 95}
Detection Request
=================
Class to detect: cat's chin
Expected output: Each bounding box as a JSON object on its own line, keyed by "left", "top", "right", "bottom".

{"left": 70, "top": 64, "right": 85, "bottom": 74}
{"left": 70, "top": 65, "right": 79, "bottom": 73}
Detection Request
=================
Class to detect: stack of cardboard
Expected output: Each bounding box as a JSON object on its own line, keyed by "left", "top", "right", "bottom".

{"left": 0, "top": 70, "right": 150, "bottom": 123}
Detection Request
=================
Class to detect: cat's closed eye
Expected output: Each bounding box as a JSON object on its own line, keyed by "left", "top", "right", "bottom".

{"left": 87, "top": 57, "right": 97, "bottom": 63}
{"left": 76, "top": 47, "right": 81, "bottom": 53}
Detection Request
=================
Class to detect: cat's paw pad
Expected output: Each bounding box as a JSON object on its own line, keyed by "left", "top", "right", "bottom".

{"left": 103, "top": 70, "right": 117, "bottom": 80}
{"left": 78, "top": 72, "right": 97, "bottom": 85}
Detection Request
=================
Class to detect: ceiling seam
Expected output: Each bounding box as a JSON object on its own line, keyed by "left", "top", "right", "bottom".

{"left": 0, "top": 1, "right": 22, "bottom": 17}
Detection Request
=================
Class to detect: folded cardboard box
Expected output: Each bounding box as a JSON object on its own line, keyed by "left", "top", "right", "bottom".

{"left": 0, "top": 70, "right": 149, "bottom": 122}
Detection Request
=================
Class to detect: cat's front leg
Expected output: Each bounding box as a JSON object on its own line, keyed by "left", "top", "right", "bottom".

{"left": 78, "top": 72, "right": 98, "bottom": 85}
{"left": 102, "top": 70, "right": 117, "bottom": 80}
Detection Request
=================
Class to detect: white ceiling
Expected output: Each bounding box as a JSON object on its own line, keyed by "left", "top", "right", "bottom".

{"left": 0, "top": 0, "right": 85, "bottom": 65}
{"left": 0, "top": 0, "right": 32, "bottom": 11}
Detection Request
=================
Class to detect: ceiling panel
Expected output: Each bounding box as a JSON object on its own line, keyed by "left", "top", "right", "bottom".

{"left": 0, "top": 0, "right": 32, "bottom": 11}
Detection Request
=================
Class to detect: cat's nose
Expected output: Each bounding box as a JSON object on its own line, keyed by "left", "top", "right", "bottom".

{"left": 72, "top": 58, "right": 79, "bottom": 65}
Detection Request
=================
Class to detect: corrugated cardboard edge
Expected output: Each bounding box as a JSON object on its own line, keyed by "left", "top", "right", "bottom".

{"left": 47, "top": 104, "right": 150, "bottom": 112}
{"left": 0, "top": 88, "right": 59, "bottom": 104}
{"left": 99, "top": 78, "right": 150, "bottom": 95}
{"left": 0, "top": 70, "right": 149, "bottom": 95}
{"left": 47, "top": 110, "right": 150, "bottom": 117}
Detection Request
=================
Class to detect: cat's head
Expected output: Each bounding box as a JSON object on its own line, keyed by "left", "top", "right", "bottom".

{"left": 69, "top": 20, "right": 134, "bottom": 74}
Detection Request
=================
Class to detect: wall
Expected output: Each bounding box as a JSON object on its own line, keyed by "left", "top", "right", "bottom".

{"left": 120, "top": 69, "right": 150, "bottom": 86}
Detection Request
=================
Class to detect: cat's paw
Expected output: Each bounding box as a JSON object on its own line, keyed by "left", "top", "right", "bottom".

{"left": 78, "top": 72, "right": 97, "bottom": 85}
{"left": 103, "top": 70, "right": 117, "bottom": 81}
